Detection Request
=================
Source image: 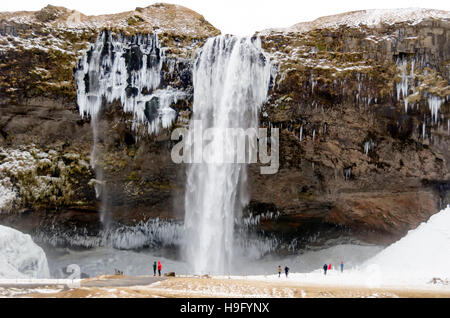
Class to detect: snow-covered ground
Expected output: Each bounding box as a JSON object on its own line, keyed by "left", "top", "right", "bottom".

{"left": 224, "top": 206, "right": 450, "bottom": 291}
{"left": 1, "top": 203, "right": 448, "bottom": 294}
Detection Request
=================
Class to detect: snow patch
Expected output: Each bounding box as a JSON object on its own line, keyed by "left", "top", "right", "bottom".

{"left": 0, "top": 225, "right": 50, "bottom": 279}
{"left": 262, "top": 8, "right": 450, "bottom": 34}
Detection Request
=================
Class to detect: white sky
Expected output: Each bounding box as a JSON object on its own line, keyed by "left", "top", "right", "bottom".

{"left": 1, "top": 0, "right": 449, "bottom": 35}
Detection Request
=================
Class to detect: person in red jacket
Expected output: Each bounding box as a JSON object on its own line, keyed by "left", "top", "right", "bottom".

{"left": 158, "top": 261, "right": 162, "bottom": 276}
{"left": 328, "top": 263, "right": 332, "bottom": 271}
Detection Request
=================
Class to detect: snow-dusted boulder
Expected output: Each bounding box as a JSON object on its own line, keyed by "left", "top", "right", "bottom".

{"left": 0, "top": 225, "right": 50, "bottom": 278}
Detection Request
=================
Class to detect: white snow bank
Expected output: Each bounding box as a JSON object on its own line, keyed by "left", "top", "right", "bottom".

{"left": 225, "top": 206, "right": 450, "bottom": 289}
{"left": 362, "top": 205, "right": 450, "bottom": 284}
{"left": 0, "top": 225, "right": 50, "bottom": 279}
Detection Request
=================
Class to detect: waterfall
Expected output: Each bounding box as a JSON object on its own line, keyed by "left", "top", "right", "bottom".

{"left": 183, "top": 35, "right": 271, "bottom": 275}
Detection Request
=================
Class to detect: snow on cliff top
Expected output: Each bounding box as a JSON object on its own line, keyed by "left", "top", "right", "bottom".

{"left": 0, "top": 3, "right": 219, "bottom": 37}
{"left": 261, "top": 8, "right": 450, "bottom": 35}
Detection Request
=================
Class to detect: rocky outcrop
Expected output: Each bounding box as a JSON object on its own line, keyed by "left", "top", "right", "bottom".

{"left": 0, "top": 5, "right": 449, "bottom": 250}
{"left": 251, "top": 11, "right": 449, "bottom": 243}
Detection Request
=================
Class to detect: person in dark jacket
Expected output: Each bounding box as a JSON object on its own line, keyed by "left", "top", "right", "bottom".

{"left": 284, "top": 266, "right": 289, "bottom": 278}
{"left": 323, "top": 263, "right": 328, "bottom": 275}
{"left": 340, "top": 261, "right": 344, "bottom": 273}
{"left": 158, "top": 261, "right": 162, "bottom": 276}
{"left": 153, "top": 261, "right": 157, "bottom": 276}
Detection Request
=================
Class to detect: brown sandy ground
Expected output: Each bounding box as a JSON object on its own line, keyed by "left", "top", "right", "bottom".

{"left": 8, "top": 276, "right": 450, "bottom": 298}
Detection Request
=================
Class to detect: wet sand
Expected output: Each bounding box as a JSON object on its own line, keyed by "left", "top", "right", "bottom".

{"left": 13, "top": 276, "right": 450, "bottom": 298}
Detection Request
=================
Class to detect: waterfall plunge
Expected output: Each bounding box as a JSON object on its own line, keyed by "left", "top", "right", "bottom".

{"left": 184, "top": 35, "right": 271, "bottom": 275}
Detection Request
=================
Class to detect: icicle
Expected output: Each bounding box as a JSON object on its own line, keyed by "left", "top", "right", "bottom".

{"left": 396, "top": 57, "right": 409, "bottom": 113}
{"left": 364, "top": 140, "right": 374, "bottom": 155}
{"left": 428, "top": 95, "right": 444, "bottom": 123}
{"left": 344, "top": 168, "right": 351, "bottom": 180}
{"left": 311, "top": 73, "right": 316, "bottom": 93}
{"left": 422, "top": 121, "right": 426, "bottom": 139}
{"left": 299, "top": 125, "right": 303, "bottom": 141}
{"left": 312, "top": 129, "right": 316, "bottom": 141}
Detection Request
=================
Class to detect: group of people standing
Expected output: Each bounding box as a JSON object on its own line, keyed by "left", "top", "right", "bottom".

{"left": 153, "top": 260, "right": 162, "bottom": 276}
{"left": 277, "top": 261, "right": 345, "bottom": 277}
{"left": 323, "top": 261, "right": 344, "bottom": 275}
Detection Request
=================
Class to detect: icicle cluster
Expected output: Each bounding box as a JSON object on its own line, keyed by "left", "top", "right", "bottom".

{"left": 75, "top": 31, "right": 185, "bottom": 135}
{"left": 428, "top": 95, "right": 444, "bottom": 124}
{"left": 396, "top": 56, "right": 415, "bottom": 113}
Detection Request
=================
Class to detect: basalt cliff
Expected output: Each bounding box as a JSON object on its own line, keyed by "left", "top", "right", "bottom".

{"left": 0, "top": 5, "right": 449, "bottom": 252}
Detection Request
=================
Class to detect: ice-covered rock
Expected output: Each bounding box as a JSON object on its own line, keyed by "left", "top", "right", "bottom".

{"left": 75, "top": 30, "right": 188, "bottom": 135}
{"left": 0, "top": 225, "right": 50, "bottom": 279}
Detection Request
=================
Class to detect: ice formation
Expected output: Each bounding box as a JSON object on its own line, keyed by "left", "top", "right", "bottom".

{"left": 75, "top": 30, "right": 184, "bottom": 135}
{"left": 344, "top": 168, "right": 352, "bottom": 180}
{"left": 428, "top": 95, "right": 444, "bottom": 124}
{"left": 0, "top": 225, "right": 50, "bottom": 279}
{"left": 396, "top": 57, "right": 410, "bottom": 112}
{"left": 184, "top": 35, "right": 271, "bottom": 274}
{"left": 364, "top": 140, "right": 374, "bottom": 155}
{"left": 34, "top": 218, "right": 184, "bottom": 250}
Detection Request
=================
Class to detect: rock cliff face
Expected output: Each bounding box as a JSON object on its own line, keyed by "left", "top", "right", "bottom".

{"left": 0, "top": 5, "right": 448, "bottom": 251}
{"left": 253, "top": 10, "right": 450, "bottom": 244}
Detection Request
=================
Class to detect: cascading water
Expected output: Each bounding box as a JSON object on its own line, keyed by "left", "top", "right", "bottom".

{"left": 183, "top": 35, "right": 271, "bottom": 275}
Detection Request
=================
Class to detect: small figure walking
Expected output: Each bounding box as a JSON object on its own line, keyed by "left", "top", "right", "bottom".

{"left": 328, "top": 263, "right": 332, "bottom": 271}
{"left": 153, "top": 261, "right": 157, "bottom": 276}
{"left": 284, "top": 266, "right": 289, "bottom": 278}
{"left": 158, "top": 260, "right": 162, "bottom": 276}
{"left": 278, "top": 265, "right": 282, "bottom": 278}
{"left": 323, "top": 263, "right": 328, "bottom": 275}
{"left": 340, "top": 261, "right": 344, "bottom": 273}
